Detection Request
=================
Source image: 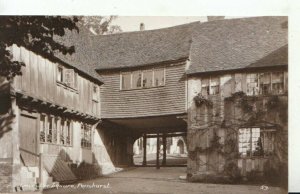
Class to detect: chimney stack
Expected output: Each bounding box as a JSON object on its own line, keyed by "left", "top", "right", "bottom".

{"left": 207, "top": 16, "right": 225, "bottom": 22}
{"left": 140, "top": 23, "right": 145, "bottom": 31}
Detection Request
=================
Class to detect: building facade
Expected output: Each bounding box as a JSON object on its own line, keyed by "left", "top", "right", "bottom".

{"left": 0, "top": 16, "right": 288, "bottom": 192}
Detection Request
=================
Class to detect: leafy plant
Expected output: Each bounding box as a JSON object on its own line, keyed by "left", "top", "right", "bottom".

{"left": 194, "top": 93, "right": 213, "bottom": 108}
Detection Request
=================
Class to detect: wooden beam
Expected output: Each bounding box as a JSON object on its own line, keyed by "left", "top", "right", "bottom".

{"left": 162, "top": 133, "right": 166, "bottom": 166}
{"left": 142, "top": 134, "right": 147, "bottom": 166}
{"left": 156, "top": 133, "right": 160, "bottom": 169}
{"left": 146, "top": 132, "right": 187, "bottom": 138}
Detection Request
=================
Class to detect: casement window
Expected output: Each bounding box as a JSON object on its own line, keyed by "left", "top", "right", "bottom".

{"left": 57, "top": 66, "right": 63, "bottom": 82}
{"left": 238, "top": 127, "right": 275, "bottom": 157}
{"left": 60, "top": 119, "right": 65, "bottom": 145}
{"left": 259, "top": 73, "right": 271, "bottom": 95}
{"left": 66, "top": 121, "right": 71, "bottom": 145}
{"left": 81, "top": 124, "right": 92, "bottom": 148}
{"left": 56, "top": 65, "right": 78, "bottom": 89}
{"left": 92, "top": 84, "right": 99, "bottom": 115}
{"left": 132, "top": 71, "right": 142, "bottom": 89}
{"left": 122, "top": 72, "right": 132, "bottom": 90}
{"left": 272, "top": 72, "right": 284, "bottom": 94}
{"left": 47, "top": 116, "right": 53, "bottom": 143}
{"left": 53, "top": 118, "right": 58, "bottom": 144}
{"left": 154, "top": 69, "right": 165, "bottom": 87}
{"left": 201, "top": 78, "right": 210, "bottom": 96}
{"left": 210, "top": 77, "right": 220, "bottom": 95}
{"left": 246, "top": 73, "right": 259, "bottom": 96}
{"left": 39, "top": 115, "right": 72, "bottom": 146}
{"left": 201, "top": 77, "right": 220, "bottom": 96}
{"left": 40, "top": 115, "right": 46, "bottom": 143}
{"left": 121, "top": 68, "right": 165, "bottom": 90}
{"left": 142, "top": 70, "right": 153, "bottom": 88}
{"left": 92, "top": 84, "right": 99, "bottom": 101}
{"left": 247, "top": 71, "right": 286, "bottom": 96}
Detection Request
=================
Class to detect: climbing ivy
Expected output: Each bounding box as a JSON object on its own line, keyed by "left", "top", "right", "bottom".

{"left": 193, "top": 93, "right": 213, "bottom": 108}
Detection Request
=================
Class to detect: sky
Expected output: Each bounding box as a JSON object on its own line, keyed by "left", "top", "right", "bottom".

{"left": 111, "top": 16, "right": 245, "bottom": 32}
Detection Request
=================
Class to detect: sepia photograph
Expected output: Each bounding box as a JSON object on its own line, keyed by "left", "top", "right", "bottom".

{"left": 0, "top": 10, "right": 293, "bottom": 194}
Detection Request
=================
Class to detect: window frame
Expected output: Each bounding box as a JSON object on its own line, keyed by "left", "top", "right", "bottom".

{"left": 120, "top": 68, "right": 166, "bottom": 90}
{"left": 56, "top": 64, "right": 78, "bottom": 92}
{"left": 246, "top": 71, "right": 287, "bottom": 96}
{"left": 201, "top": 76, "right": 220, "bottom": 96}
{"left": 238, "top": 127, "right": 276, "bottom": 158}
{"left": 81, "top": 123, "right": 92, "bottom": 149}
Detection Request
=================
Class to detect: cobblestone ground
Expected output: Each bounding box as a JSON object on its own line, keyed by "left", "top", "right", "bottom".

{"left": 42, "top": 167, "right": 286, "bottom": 194}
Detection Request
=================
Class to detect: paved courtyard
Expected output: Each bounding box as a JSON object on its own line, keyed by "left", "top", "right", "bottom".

{"left": 42, "top": 167, "right": 286, "bottom": 194}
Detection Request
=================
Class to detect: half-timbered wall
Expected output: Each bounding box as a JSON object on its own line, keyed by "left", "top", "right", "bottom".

{"left": 187, "top": 69, "right": 288, "bottom": 182}
{"left": 99, "top": 62, "right": 187, "bottom": 118}
{"left": 10, "top": 45, "right": 101, "bottom": 118}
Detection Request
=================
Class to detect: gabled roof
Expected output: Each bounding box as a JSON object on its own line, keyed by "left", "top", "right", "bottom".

{"left": 187, "top": 16, "right": 288, "bottom": 74}
{"left": 55, "top": 16, "right": 287, "bottom": 80}
{"left": 56, "top": 22, "right": 198, "bottom": 75}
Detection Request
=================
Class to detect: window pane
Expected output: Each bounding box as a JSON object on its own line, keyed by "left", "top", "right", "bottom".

{"left": 201, "top": 78, "right": 210, "bottom": 96}
{"left": 53, "top": 118, "right": 58, "bottom": 144}
{"left": 93, "top": 85, "right": 98, "bottom": 100}
{"left": 132, "top": 71, "right": 142, "bottom": 89}
{"left": 272, "top": 72, "right": 284, "bottom": 94}
{"left": 259, "top": 73, "right": 271, "bottom": 95}
{"left": 40, "top": 115, "right": 46, "bottom": 142}
{"left": 122, "top": 73, "right": 131, "bottom": 90}
{"left": 143, "top": 70, "right": 153, "bottom": 87}
{"left": 57, "top": 67, "right": 63, "bottom": 82}
{"left": 66, "top": 121, "right": 71, "bottom": 145}
{"left": 246, "top": 74, "right": 259, "bottom": 96}
{"left": 238, "top": 128, "right": 251, "bottom": 157}
{"left": 47, "top": 116, "right": 53, "bottom": 143}
{"left": 60, "top": 119, "right": 65, "bottom": 145}
{"left": 252, "top": 128, "right": 263, "bottom": 156}
{"left": 154, "top": 69, "right": 164, "bottom": 87}
{"left": 210, "top": 77, "right": 220, "bottom": 95}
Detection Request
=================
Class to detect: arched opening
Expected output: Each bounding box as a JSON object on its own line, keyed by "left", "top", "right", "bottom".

{"left": 177, "top": 139, "right": 184, "bottom": 155}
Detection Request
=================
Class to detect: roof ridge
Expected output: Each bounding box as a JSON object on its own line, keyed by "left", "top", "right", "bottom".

{"left": 92, "top": 21, "right": 200, "bottom": 37}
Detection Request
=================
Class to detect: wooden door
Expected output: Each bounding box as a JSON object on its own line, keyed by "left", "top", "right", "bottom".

{"left": 20, "top": 114, "right": 38, "bottom": 166}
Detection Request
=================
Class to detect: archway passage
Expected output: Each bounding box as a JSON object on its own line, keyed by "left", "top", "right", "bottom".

{"left": 133, "top": 132, "right": 187, "bottom": 167}
{"left": 100, "top": 114, "right": 187, "bottom": 169}
{"left": 177, "top": 139, "right": 184, "bottom": 155}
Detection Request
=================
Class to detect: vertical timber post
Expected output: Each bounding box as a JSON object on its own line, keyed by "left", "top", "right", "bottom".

{"left": 156, "top": 133, "right": 160, "bottom": 169}
{"left": 142, "top": 134, "right": 147, "bottom": 166}
{"left": 162, "top": 133, "right": 167, "bottom": 166}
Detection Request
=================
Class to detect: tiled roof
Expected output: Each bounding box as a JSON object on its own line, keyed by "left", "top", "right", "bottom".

{"left": 56, "top": 22, "right": 198, "bottom": 76}
{"left": 55, "top": 16, "right": 287, "bottom": 80}
{"left": 187, "top": 16, "right": 288, "bottom": 74}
